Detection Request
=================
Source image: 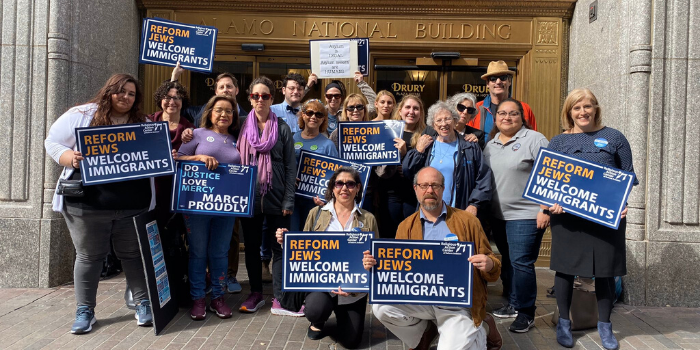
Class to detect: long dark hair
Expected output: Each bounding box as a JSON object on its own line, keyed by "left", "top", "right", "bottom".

{"left": 88, "top": 74, "right": 145, "bottom": 126}
{"left": 325, "top": 166, "right": 363, "bottom": 204}
{"left": 489, "top": 98, "right": 531, "bottom": 140}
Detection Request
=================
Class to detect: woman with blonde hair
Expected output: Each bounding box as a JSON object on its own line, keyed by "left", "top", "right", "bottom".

{"left": 548, "top": 88, "right": 637, "bottom": 350}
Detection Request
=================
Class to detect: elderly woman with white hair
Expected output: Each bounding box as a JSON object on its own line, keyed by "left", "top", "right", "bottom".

{"left": 403, "top": 101, "right": 491, "bottom": 215}
{"left": 448, "top": 93, "right": 485, "bottom": 148}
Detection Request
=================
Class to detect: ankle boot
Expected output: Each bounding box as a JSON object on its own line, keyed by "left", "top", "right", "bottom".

{"left": 597, "top": 321, "right": 619, "bottom": 350}
{"left": 556, "top": 318, "right": 574, "bottom": 348}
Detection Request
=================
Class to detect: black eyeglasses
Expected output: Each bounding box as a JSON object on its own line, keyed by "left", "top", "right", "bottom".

{"left": 249, "top": 93, "right": 272, "bottom": 101}
{"left": 334, "top": 181, "right": 357, "bottom": 189}
{"left": 304, "top": 110, "right": 325, "bottom": 118}
{"left": 415, "top": 183, "right": 444, "bottom": 191}
{"left": 163, "top": 95, "right": 182, "bottom": 102}
{"left": 456, "top": 104, "right": 476, "bottom": 114}
{"left": 488, "top": 75, "right": 511, "bottom": 82}
{"left": 346, "top": 105, "right": 365, "bottom": 112}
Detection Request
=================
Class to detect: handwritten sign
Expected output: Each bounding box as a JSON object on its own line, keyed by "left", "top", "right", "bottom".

{"left": 522, "top": 148, "right": 635, "bottom": 229}
{"left": 283, "top": 232, "right": 373, "bottom": 292}
{"left": 139, "top": 17, "right": 218, "bottom": 73}
{"left": 171, "top": 161, "right": 256, "bottom": 217}
{"left": 338, "top": 120, "right": 404, "bottom": 165}
{"left": 310, "top": 39, "right": 359, "bottom": 78}
{"left": 75, "top": 122, "right": 174, "bottom": 185}
{"left": 296, "top": 151, "right": 371, "bottom": 207}
{"left": 369, "top": 239, "right": 474, "bottom": 307}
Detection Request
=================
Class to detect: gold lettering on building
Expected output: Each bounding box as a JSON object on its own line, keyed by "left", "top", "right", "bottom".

{"left": 462, "top": 84, "right": 489, "bottom": 94}
{"left": 200, "top": 18, "right": 274, "bottom": 36}
{"left": 416, "top": 23, "right": 510, "bottom": 40}
{"left": 292, "top": 21, "right": 397, "bottom": 38}
{"left": 391, "top": 83, "right": 425, "bottom": 93}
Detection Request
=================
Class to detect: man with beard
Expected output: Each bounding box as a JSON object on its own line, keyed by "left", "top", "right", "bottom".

{"left": 363, "top": 167, "right": 503, "bottom": 350}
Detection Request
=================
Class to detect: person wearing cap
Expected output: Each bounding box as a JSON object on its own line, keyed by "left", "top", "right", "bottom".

{"left": 467, "top": 61, "right": 537, "bottom": 142}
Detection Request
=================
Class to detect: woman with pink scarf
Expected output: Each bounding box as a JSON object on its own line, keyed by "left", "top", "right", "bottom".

{"left": 237, "top": 76, "right": 297, "bottom": 314}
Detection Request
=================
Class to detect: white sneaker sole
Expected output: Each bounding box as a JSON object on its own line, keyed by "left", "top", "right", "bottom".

{"left": 71, "top": 317, "right": 96, "bottom": 334}
{"left": 239, "top": 300, "right": 265, "bottom": 313}
{"left": 270, "top": 307, "right": 305, "bottom": 317}
{"left": 135, "top": 313, "right": 153, "bottom": 326}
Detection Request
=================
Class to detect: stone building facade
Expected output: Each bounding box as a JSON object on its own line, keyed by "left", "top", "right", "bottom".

{"left": 0, "top": 0, "right": 697, "bottom": 307}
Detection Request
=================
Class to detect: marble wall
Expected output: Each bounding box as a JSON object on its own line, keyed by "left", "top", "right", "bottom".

{"left": 0, "top": 0, "right": 140, "bottom": 287}
{"left": 568, "top": 0, "right": 700, "bottom": 307}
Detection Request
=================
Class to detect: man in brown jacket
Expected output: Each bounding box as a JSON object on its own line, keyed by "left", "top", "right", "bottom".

{"left": 363, "top": 166, "right": 502, "bottom": 350}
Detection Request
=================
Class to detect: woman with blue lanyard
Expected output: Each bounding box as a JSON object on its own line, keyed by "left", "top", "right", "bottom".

{"left": 549, "top": 89, "right": 637, "bottom": 350}
{"left": 290, "top": 99, "right": 338, "bottom": 231}
{"left": 403, "top": 101, "right": 491, "bottom": 215}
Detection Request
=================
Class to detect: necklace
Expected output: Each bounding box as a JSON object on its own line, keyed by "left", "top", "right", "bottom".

{"left": 433, "top": 140, "right": 456, "bottom": 164}
{"left": 214, "top": 130, "right": 230, "bottom": 144}
{"left": 110, "top": 116, "right": 128, "bottom": 125}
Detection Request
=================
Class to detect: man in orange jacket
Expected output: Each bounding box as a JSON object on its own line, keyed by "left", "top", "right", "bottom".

{"left": 468, "top": 61, "right": 537, "bottom": 142}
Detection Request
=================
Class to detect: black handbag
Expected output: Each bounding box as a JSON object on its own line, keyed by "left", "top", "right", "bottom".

{"left": 56, "top": 178, "right": 84, "bottom": 197}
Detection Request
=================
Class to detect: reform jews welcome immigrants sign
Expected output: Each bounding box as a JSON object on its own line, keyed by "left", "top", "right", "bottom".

{"left": 522, "top": 148, "right": 635, "bottom": 229}
{"left": 171, "top": 161, "right": 256, "bottom": 217}
{"left": 75, "top": 122, "right": 175, "bottom": 185}
{"left": 282, "top": 232, "right": 373, "bottom": 293}
{"left": 296, "top": 151, "right": 371, "bottom": 207}
{"left": 369, "top": 239, "right": 474, "bottom": 307}
{"left": 139, "top": 17, "right": 218, "bottom": 73}
{"left": 338, "top": 120, "right": 404, "bottom": 166}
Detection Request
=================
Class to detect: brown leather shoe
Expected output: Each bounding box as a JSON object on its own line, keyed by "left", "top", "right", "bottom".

{"left": 410, "top": 321, "right": 438, "bottom": 350}
{"left": 484, "top": 313, "right": 503, "bottom": 350}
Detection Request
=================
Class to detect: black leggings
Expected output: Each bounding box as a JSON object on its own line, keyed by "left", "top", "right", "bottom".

{"left": 304, "top": 293, "right": 367, "bottom": 349}
{"left": 555, "top": 272, "right": 616, "bottom": 323}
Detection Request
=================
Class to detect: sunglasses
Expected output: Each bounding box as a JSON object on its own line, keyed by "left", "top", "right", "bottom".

{"left": 488, "top": 74, "right": 511, "bottom": 82}
{"left": 249, "top": 93, "right": 272, "bottom": 101}
{"left": 334, "top": 181, "right": 357, "bottom": 189}
{"left": 456, "top": 104, "right": 477, "bottom": 114}
{"left": 346, "top": 105, "right": 365, "bottom": 112}
{"left": 304, "top": 110, "right": 325, "bottom": 118}
{"left": 325, "top": 93, "right": 342, "bottom": 100}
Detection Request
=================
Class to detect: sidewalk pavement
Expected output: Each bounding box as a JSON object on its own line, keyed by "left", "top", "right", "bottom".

{"left": 0, "top": 258, "right": 698, "bottom": 350}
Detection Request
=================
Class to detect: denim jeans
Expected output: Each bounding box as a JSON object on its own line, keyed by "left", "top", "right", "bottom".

{"left": 184, "top": 214, "right": 236, "bottom": 300}
{"left": 241, "top": 213, "right": 290, "bottom": 300}
{"left": 491, "top": 218, "right": 544, "bottom": 316}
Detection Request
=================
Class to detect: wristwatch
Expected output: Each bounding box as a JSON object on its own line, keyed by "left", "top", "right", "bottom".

{"left": 539, "top": 209, "right": 551, "bottom": 215}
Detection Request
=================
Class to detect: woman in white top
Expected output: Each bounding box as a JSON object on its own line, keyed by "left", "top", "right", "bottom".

{"left": 276, "top": 166, "right": 378, "bottom": 348}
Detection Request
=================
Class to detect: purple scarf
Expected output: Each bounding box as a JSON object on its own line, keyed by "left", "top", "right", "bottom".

{"left": 237, "top": 110, "right": 279, "bottom": 196}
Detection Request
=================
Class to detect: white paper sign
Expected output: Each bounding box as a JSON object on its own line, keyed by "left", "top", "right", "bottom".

{"left": 310, "top": 39, "right": 359, "bottom": 78}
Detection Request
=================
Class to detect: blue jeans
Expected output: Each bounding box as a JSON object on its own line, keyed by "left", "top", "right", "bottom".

{"left": 491, "top": 218, "right": 544, "bottom": 316}
{"left": 184, "top": 214, "right": 236, "bottom": 300}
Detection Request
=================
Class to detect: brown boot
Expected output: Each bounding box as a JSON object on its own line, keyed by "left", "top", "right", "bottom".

{"left": 410, "top": 321, "right": 438, "bottom": 350}
{"left": 484, "top": 313, "right": 503, "bottom": 350}
{"left": 261, "top": 260, "right": 273, "bottom": 283}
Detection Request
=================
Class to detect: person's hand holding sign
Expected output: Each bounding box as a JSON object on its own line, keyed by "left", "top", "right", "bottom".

{"left": 331, "top": 286, "right": 350, "bottom": 297}
{"left": 468, "top": 254, "right": 494, "bottom": 272}
{"left": 353, "top": 71, "right": 364, "bottom": 84}
{"left": 307, "top": 73, "right": 318, "bottom": 88}
{"left": 362, "top": 250, "right": 376, "bottom": 271}
{"left": 549, "top": 203, "right": 565, "bottom": 215}
{"left": 196, "top": 155, "right": 218, "bottom": 170}
{"left": 415, "top": 134, "right": 434, "bottom": 153}
{"left": 276, "top": 228, "right": 288, "bottom": 246}
{"left": 394, "top": 138, "right": 407, "bottom": 157}
{"left": 62, "top": 150, "right": 84, "bottom": 169}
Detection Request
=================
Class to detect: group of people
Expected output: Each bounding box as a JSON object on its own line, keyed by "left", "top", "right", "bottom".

{"left": 45, "top": 59, "right": 636, "bottom": 350}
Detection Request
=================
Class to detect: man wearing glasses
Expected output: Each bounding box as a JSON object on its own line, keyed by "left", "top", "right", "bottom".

{"left": 270, "top": 73, "right": 307, "bottom": 133}
{"left": 468, "top": 61, "right": 537, "bottom": 142}
{"left": 363, "top": 166, "right": 503, "bottom": 350}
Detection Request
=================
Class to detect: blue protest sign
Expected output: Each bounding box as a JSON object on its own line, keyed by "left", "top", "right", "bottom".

{"left": 139, "top": 17, "right": 218, "bottom": 73}
{"left": 283, "top": 232, "right": 373, "bottom": 292}
{"left": 350, "top": 38, "right": 370, "bottom": 76}
{"left": 296, "top": 151, "right": 371, "bottom": 207}
{"left": 522, "top": 148, "right": 636, "bottom": 229}
{"left": 171, "top": 161, "right": 256, "bottom": 217}
{"left": 369, "top": 239, "right": 474, "bottom": 307}
{"left": 338, "top": 120, "right": 404, "bottom": 165}
{"left": 75, "top": 122, "right": 174, "bottom": 186}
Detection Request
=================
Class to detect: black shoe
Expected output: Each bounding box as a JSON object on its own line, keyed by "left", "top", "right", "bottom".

{"left": 509, "top": 313, "right": 534, "bottom": 333}
{"left": 307, "top": 325, "right": 324, "bottom": 340}
{"left": 492, "top": 304, "right": 518, "bottom": 318}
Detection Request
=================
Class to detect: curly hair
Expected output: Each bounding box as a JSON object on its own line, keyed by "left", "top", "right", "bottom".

{"left": 153, "top": 80, "right": 190, "bottom": 111}
{"left": 297, "top": 100, "right": 328, "bottom": 133}
{"left": 88, "top": 74, "right": 145, "bottom": 126}
{"left": 247, "top": 76, "right": 275, "bottom": 96}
